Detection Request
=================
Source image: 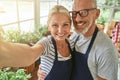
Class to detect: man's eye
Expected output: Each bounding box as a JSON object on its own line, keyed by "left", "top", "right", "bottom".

{"left": 80, "top": 10, "right": 87, "bottom": 15}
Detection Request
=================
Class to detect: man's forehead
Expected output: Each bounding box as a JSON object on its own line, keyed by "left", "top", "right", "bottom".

{"left": 73, "top": 0, "right": 95, "bottom": 10}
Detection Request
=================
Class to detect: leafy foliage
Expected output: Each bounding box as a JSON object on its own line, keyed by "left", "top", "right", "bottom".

{"left": 3, "top": 25, "right": 47, "bottom": 44}
{"left": 0, "top": 67, "right": 31, "bottom": 80}
{"left": 97, "top": 9, "right": 109, "bottom": 25}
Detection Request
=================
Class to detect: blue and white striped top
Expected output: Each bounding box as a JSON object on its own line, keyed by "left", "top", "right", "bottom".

{"left": 37, "top": 35, "right": 74, "bottom": 74}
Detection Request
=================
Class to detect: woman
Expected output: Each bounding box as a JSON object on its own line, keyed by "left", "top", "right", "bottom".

{"left": 36, "top": 5, "right": 73, "bottom": 80}
{"left": 0, "top": 5, "right": 74, "bottom": 80}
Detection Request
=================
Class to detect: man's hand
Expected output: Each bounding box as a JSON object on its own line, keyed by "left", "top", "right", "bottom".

{"left": 37, "top": 65, "right": 47, "bottom": 80}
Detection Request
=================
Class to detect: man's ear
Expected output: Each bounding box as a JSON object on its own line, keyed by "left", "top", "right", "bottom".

{"left": 95, "top": 9, "right": 100, "bottom": 19}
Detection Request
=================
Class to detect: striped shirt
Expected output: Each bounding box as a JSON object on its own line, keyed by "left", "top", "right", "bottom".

{"left": 37, "top": 35, "right": 74, "bottom": 74}
{"left": 112, "top": 22, "right": 120, "bottom": 45}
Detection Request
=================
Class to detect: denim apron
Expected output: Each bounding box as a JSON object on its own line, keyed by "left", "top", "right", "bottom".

{"left": 72, "top": 27, "right": 98, "bottom": 80}
{"left": 45, "top": 37, "right": 73, "bottom": 80}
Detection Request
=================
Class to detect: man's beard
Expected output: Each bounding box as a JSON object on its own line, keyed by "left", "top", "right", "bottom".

{"left": 74, "top": 23, "right": 91, "bottom": 35}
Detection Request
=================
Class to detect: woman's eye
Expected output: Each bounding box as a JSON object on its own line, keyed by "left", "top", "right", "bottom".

{"left": 63, "top": 23, "right": 69, "bottom": 27}
{"left": 52, "top": 24, "right": 58, "bottom": 28}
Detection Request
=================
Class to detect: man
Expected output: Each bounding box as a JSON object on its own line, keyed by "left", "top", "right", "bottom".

{"left": 38, "top": 0, "right": 118, "bottom": 80}
{"left": 69, "top": 0, "right": 118, "bottom": 80}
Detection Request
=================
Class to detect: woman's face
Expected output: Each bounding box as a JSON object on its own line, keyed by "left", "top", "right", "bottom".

{"left": 48, "top": 13, "right": 71, "bottom": 41}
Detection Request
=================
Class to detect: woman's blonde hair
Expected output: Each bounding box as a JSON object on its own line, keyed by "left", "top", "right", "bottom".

{"left": 42, "top": 5, "right": 71, "bottom": 36}
{"left": 47, "top": 5, "right": 71, "bottom": 26}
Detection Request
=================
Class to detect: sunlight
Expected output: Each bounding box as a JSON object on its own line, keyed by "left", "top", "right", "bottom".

{"left": 0, "top": 0, "right": 34, "bottom": 33}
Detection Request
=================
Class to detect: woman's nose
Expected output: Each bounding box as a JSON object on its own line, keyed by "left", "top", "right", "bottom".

{"left": 58, "top": 27, "right": 63, "bottom": 33}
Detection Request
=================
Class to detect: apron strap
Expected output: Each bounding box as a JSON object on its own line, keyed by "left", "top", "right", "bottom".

{"left": 86, "top": 27, "right": 98, "bottom": 58}
{"left": 51, "top": 37, "right": 58, "bottom": 60}
{"left": 65, "top": 39, "right": 73, "bottom": 55}
{"left": 51, "top": 37, "right": 73, "bottom": 61}
{"left": 74, "top": 35, "right": 79, "bottom": 46}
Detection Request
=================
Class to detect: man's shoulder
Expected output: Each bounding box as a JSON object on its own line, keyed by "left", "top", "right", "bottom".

{"left": 95, "top": 31, "right": 117, "bottom": 52}
{"left": 96, "top": 31, "right": 111, "bottom": 43}
{"left": 69, "top": 32, "right": 78, "bottom": 38}
{"left": 69, "top": 32, "right": 81, "bottom": 41}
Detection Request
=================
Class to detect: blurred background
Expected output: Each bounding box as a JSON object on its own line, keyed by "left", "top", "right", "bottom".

{"left": 0, "top": 0, "right": 120, "bottom": 80}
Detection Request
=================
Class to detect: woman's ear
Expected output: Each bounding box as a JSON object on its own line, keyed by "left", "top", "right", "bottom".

{"left": 48, "top": 26, "right": 51, "bottom": 31}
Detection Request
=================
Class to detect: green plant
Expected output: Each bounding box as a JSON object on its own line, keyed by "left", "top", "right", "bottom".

{"left": 3, "top": 25, "right": 48, "bottom": 44}
{"left": 96, "top": 8, "right": 110, "bottom": 26}
{"left": 97, "top": 15, "right": 106, "bottom": 25}
{"left": 0, "top": 67, "right": 31, "bottom": 80}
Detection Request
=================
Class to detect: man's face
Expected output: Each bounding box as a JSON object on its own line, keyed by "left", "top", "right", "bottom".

{"left": 72, "top": 0, "right": 99, "bottom": 35}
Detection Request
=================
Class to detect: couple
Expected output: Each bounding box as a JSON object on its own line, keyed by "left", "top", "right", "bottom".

{"left": 0, "top": 0, "right": 118, "bottom": 80}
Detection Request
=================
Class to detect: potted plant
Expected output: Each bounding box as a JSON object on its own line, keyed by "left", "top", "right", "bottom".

{"left": 0, "top": 67, "right": 31, "bottom": 80}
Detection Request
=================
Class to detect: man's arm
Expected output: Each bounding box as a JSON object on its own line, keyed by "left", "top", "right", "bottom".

{"left": 97, "top": 48, "right": 118, "bottom": 80}
{"left": 37, "top": 65, "right": 46, "bottom": 80}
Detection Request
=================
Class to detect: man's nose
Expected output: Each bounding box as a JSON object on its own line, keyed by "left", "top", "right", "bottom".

{"left": 75, "top": 13, "right": 83, "bottom": 21}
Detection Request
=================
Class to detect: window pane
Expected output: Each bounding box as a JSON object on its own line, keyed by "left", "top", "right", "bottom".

{"left": 0, "top": 0, "right": 34, "bottom": 32}
{"left": 40, "top": 1, "right": 57, "bottom": 25}
{"left": 18, "top": 1, "right": 34, "bottom": 20}
{"left": 2, "top": 24, "right": 18, "bottom": 32}
{"left": 20, "top": 20, "right": 34, "bottom": 33}
{"left": 0, "top": 1, "right": 17, "bottom": 25}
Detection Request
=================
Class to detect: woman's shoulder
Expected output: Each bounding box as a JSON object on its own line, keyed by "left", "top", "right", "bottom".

{"left": 36, "top": 35, "right": 52, "bottom": 44}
